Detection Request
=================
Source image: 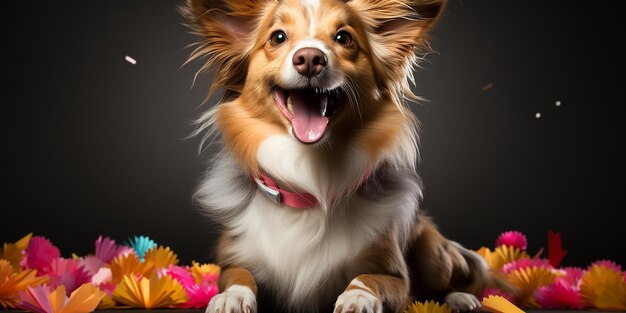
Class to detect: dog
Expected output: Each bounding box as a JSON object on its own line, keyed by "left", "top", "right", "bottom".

{"left": 181, "top": 0, "right": 511, "bottom": 312}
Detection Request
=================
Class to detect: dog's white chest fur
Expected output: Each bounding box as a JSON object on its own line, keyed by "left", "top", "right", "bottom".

{"left": 196, "top": 134, "right": 419, "bottom": 309}
{"left": 230, "top": 193, "right": 382, "bottom": 306}
{"left": 213, "top": 135, "right": 412, "bottom": 307}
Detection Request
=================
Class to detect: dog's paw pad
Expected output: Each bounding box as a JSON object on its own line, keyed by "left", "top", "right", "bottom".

{"left": 334, "top": 289, "right": 382, "bottom": 313}
{"left": 206, "top": 285, "right": 256, "bottom": 313}
{"left": 444, "top": 292, "right": 481, "bottom": 312}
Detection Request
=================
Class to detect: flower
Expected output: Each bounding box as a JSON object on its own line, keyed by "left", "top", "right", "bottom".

{"left": 480, "top": 288, "right": 515, "bottom": 302}
{"left": 580, "top": 264, "right": 626, "bottom": 310}
{"left": 501, "top": 258, "right": 551, "bottom": 274}
{"left": 109, "top": 252, "right": 152, "bottom": 285}
{"left": 143, "top": 246, "right": 179, "bottom": 270}
{"left": 112, "top": 273, "right": 188, "bottom": 308}
{"left": 481, "top": 295, "right": 524, "bottom": 313}
{"left": 46, "top": 258, "right": 92, "bottom": 294}
{"left": 556, "top": 267, "right": 584, "bottom": 287}
{"left": 475, "top": 246, "right": 529, "bottom": 270}
{"left": 17, "top": 283, "right": 104, "bottom": 313}
{"left": 191, "top": 261, "right": 220, "bottom": 285}
{"left": 77, "top": 256, "right": 104, "bottom": 277}
{"left": 166, "top": 265, "right": 218, "bottom": 308}
{"left": 24, "top": 237, "right": 60, "bottom": 273}
{"left": 589, "top": 260, "right": 622, "bottom": 273}
{"left": 1, "top": 233, "right": 33, "bottom": 271}
{"left": 0, "top": 260, "right": 47, "bottom": 309}
{"left": 97, "top": 294, "right": 116, "bottom": 309}
{"left": 534, "top": 281, "right": 584, "bottom": 309}
{"left": 94, "top": 236, "right": 128, "bottom": 264}
{"left": 496, "top": 231, "right": 527, "bottom": 250}
{"left": 507, "top": 266, "right": 557, "bottom": 308}
{"left": 125, "top": 236, "right": 157, "bottom": 261}
{"left": 404, "top": 300, "right": 452, "bottom": 313}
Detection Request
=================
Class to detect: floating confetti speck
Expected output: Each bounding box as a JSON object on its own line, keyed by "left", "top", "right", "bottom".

{"left": 555, "top": 100, "right": 562, "bottom": 107}
{"left": 125, "top": 55, "right": 137, "bottom": 65}
{"left": 535, "top": 112, "right": 541, "bottom": 119}
{"left": 482, "top": 83, "right": 494, "bottom": 92}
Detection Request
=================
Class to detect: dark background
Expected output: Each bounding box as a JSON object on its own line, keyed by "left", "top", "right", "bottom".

{"left": 2, "top": 1, "right": 624, "bottom": 267}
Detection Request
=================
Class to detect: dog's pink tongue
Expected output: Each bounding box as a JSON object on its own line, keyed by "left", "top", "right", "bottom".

{"left": 291, "top": 91, "right": 329, "bottom": 143}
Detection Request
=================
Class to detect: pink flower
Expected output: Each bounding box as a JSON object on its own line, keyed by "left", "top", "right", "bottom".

{"left": 502, "top": 258, "right": 552, "bottom": 274}
{"left": 496, "top": 231, "right": 528, "bottom": 250}
{"left": 95, "top": 236, "right": 128, "bottom": 263}
{"left": 78, "top": 256, "right": 105, "bottom": 276}
{"left": 535, "top": 281, "right": 584, "bottom": 309}
{"left": 167, "top": 265, "right": 195, "bottom": 288}
{"left": 180, "top": 283, "right": 219, "bottom": 309}
{"left": 46, "top": 258, "right": 92, "bottom": 294}
{"left": 557, "top": 267, "right": 584, "bottom": 287}
{"left": 23, "top": 237, "right": 60, "bottom": 273}
{"left": 166, "top": 265, "right": 218, "bottom": 308}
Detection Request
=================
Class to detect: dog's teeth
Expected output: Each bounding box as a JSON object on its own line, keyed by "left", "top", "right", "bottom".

{"left": 320, "top": 97, "right": 328, "bottom": 117}
{"left": 287, "top": 96, "right": 294, "bottom": 114}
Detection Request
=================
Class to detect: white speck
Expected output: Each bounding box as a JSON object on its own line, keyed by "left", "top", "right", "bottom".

{"left": 125, "top": 55, "right": 137, "bottom": 65}
{"left": 555, "top": 100, "right": 561, "bottom": 107}
{"left": 535, "top": 112, "right": 542, "bottom": 119}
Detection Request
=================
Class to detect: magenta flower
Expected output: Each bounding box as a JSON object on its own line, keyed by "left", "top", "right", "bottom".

{"left": 535, "top": 281, "right": 584, "bottom": 309}
{"left": 496, "top": 231, "right": 528, "bottom": 250}
{"left": 23, "top": 236, "right": 60, "bottom": 273}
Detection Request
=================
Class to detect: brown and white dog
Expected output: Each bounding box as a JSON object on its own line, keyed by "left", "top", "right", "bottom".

{"left": 182, "top": 0, "right": 511, "bottom": 312}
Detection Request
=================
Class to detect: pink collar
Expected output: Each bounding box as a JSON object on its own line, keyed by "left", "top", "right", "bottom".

{"left": 253, "top": 172, "right": 371, "bottom": 209}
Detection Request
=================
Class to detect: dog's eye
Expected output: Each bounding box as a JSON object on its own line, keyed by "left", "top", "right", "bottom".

{"left": 270, "top": 31, "right": 287, "bottom": 45}
{"left": 334, "top": 31, "right": 353, "bottom": 46}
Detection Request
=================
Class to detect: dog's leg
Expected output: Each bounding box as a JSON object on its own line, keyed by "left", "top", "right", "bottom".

{"left": 206, "top": 267, "right": 257, "bottom": 313}
{"left": 334, "top": 274, "right": 408, "bottom": 313}
{"left": 410, "top": 217, "right": 514, "bottom": 312}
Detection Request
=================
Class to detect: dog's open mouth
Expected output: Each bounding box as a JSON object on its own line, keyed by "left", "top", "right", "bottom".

{"left": 274, "top": 87, "right": 341, "bottom": 143}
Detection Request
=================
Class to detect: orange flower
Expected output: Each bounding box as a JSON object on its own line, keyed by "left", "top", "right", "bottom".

{"left": 112, "top": 273, "right": 188, "bottom": 308}
{"left": 1, "top": 233, "right": 32, "bottom": 271}
{"left": 0, "top": 259, "right": 47, "bottom": 309}
{"left": 481, "top": 295, "right": 525, "bottom": 313}
{"left": 580, "top": 265, "right": 626, "bottom": 310}
{"left": 109, "top": 253, "right": 152, "bottom": 285}
{"left": 476, "top": 246, "right": 529, "bottom": 270}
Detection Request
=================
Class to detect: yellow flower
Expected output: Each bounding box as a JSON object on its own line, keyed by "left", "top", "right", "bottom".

{"left": 191, "top": 261, "right": 220, "bottom": 284}
{"left": 508, "top": 266, "right": 556, "bottom": 308}
{"left": 97, "top": 294, "right": 116, "bottom": 309}
{"left": 476, "top": 246, "right": 529, "bottom": 270}
{"left": 143, "top": 246, "right": 179, "bottom": 271}
{"left": 109, "top": 253, "right": 153, "bottom": 285}
{"left": 0, "top": 259, "right": 47, "bottom": 309}
{"left": 1, "top": 233, "right": 32, "bottom": 271}
{"left": 112, "top": 273, "right": 188, "bottom": 309}
{"left": 404, "top": 300, "right": 452, "bottom": 313}
{"left": 580, "top": 265, "right": 626, "bottom": 310}
{"left": 481, "top": 295, "right": 525, "bottom": 313}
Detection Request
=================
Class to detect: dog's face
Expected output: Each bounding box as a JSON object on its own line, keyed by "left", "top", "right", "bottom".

{"left": 184, "top": 0, "right": 443, "bottom": 170}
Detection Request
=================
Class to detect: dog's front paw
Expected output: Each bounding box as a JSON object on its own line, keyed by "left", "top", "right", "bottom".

{"left": 206, "top": 285, "right": 256, "bottom": 313}
{"left": 444, "top": 292, "right": 481, "bottom": 312}
{"left": 334, "top": 289, "right": 382, "bottom": 313}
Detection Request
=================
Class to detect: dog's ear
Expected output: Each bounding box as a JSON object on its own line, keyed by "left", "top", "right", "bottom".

{"left": 348, "top": 0, "right": 446, "bottom": 91}
{"left": 181, "top": 0, "right": 271, "bottom": 96}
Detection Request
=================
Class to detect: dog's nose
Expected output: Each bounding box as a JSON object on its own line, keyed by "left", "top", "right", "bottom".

{"left": 292, "top": 48, "right": 327, "bottom": 78}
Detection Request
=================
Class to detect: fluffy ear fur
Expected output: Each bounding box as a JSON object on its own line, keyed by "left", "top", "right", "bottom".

{"left": 348, "top": 0, "right": 446, "bottom": 101}
{"left": 180, "top": 0, "right": 271, "bottom": 99}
